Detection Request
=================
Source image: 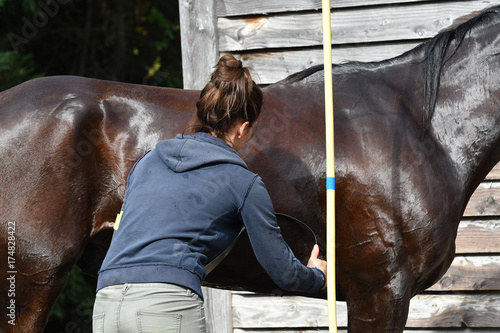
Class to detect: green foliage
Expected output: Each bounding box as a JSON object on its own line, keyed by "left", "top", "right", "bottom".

{"left": 0, "top": 0, "right": 34, "bottom": 11}
{"left": 0, "top": 0, "right": 183, "bottom": 90}
{"left": 148, "top": 6, "right": 178, "bottom": 51}
{"left": 135, "top": 1, "right": 183, "bottom": 87}
{"left": 0, "top": 50, "right": 43, "bottom": 91}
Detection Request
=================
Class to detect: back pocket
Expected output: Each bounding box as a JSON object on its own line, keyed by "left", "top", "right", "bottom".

{"left": 92, "top": 314, "right": 105, "bottom": 333}
{"left": 137, "top": 311, "right": 182, "bottom": 333}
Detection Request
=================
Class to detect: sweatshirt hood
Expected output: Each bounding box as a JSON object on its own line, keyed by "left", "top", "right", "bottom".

{"left": 156, "top": 132, "right": 248, "bottom": 172}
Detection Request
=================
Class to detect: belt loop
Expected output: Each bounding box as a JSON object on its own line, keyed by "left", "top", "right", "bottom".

{"left": 122, "top": 283, "right": 130, "bottom": 295}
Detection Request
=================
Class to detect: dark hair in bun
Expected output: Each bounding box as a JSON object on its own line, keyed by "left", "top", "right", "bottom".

{"left": 192, "top": 54, "right": 263, "bottom": 138}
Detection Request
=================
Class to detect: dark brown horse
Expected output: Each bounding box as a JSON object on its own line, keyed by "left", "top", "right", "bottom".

{"left": 2, "top": 6, "right": 500, "bottom": 332}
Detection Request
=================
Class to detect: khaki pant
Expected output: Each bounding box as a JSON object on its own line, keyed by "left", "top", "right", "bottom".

{"left": 93, "top": 283, "right": 206, "bottom": 333}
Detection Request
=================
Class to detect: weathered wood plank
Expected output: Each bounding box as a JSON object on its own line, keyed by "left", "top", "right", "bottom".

{"left": 428, "top": 256, "right": 500, "bottom": 291}
{"left": 232, "top": 294, "right": 343, "bottom": 328}
{"left": 234, "top": 330, "right": 496, "bottom": 333}
{"left": 234, "top": 330, "right": 339, "bottom": 333}
{"left": 218, "top": 1, "right": 491, "bottom": 51}
{"left": 203, "top": 287, "right": 233, "bottom": 333}
{"left": 217, "top": 0, "right": 432, "bottom": 17}
{"left": 179, "top": 0, "right": 219, "bottom": 89}
{"left": 235, "top": 330, "right": 338, "bottom": 333}
{"left": 237, "top": 42, "right": 420, "bottom": 84}
{"left": 232, "top": 293, "right": 500, "bottom": 328}
{"left": 406, "top": 294, "right": 500, "bottom": 328}
{"left": 463, "top": 182, "right": 500, "bottom": 217}
{"left": 486, "top": 162, "right": 500, "bottom": 180}
{"left": 456, "top": 219, "right": 500, "bottom": 254}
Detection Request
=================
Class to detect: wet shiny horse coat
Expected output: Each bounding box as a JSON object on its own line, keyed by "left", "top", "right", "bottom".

{"left": 2, "top": 6, "right": 500, "bottom": 332}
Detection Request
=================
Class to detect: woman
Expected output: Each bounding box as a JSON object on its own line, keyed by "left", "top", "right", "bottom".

{"left": 93, "top": 54, "right": 327, "bottom": 333}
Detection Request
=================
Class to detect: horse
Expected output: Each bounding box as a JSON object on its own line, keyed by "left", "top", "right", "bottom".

{"left": 2, "top": 5, "right": 500, "bottom": 332}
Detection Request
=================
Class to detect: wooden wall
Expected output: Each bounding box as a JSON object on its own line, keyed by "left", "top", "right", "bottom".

{"left": 180, "top": 0, "right": 500, "bottom": 332}
{"left": 180, "top": 0, "right": 499, "bottom": 88}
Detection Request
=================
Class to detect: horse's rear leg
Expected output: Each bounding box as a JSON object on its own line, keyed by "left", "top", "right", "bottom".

{"left": 0, "top": 217, "right": 83, "bottom": 333}
{"left": 1, "top": 264, "right": 74, "bottom": 333}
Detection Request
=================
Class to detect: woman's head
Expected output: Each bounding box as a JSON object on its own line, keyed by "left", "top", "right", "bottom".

{"left": 192, "top": 54, "right": 263, "bottom": 139}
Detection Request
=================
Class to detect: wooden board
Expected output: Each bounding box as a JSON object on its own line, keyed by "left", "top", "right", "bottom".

{"left": 428, "top": 255, "right": 500, "bottom": 291}
{"left": 181, "top": 0, "right": 500, "bottom": 87}
{"left": 464, "top": 182, "right": 500, "bottom": 217}
{"left": 179, "top": 0, "right": 219, "bottom": 89}
{"left": 218, "top": 1, "right": 492, "bottom": 51}
{"left": 406, "top": 294, "right": 500, "bottom": 328}
{"left": 234, "top": 330, "right": 498, "bottom": 333}
{"left": 456, "top": 219, "right": 500, "bottom": 254}
{"left": 486, "top": 162, "right": 500, "bottom": 179}
{"left": 203, "top": 287, "right": 233, "bottom": 333}
{"left": 232, "top": 294, "right": 342, "bottom": 328}
{"left": 231, "top": 293, "right": 500, "bottom": 328}
{"left": 217, "top": 0, "right": 433, "bottom": 17}
{"left": 238, "top": 42, "right": 420, "bottom": 84}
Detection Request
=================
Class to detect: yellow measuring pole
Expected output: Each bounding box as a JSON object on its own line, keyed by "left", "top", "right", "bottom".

{"left": 322, "top": 0, "right": 337, "bottom": 331}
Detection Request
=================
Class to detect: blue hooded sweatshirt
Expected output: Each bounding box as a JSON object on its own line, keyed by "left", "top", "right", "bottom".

{"left": 97, "top": 132, "right": 325, "bottom": 297}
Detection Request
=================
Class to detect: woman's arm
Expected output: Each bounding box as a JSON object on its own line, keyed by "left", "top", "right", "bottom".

{"left": 239, "top": 176, "right": 326, "bottom": 293}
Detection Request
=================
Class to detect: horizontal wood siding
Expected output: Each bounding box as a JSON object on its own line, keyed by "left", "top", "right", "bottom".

{"left": 219, "top": 1, "right": 496, "bottom": 84}
{"left": 234, "top": 330, "right": 495, "bottom": 333}
{"left": 464, "top": 182, "right": 500, "bottom": 217}
{"left": 218, "top": 2, "right": 489, "bottom": 51}
{"left": 182, "top": 1, "right": 500, "bottom": 332}
{"left": 231, "top": 293, "right": 500, "bottom": 330}
{"left": 455, "top": 219, "right": 500, "bottom": 254}
{"left": 240, "top": 42, "right": 421, "bottom": 83}
{"left": 428, "top": 255, "right": 500, "bottom": 291}
{"left": 216, "top": 0, "right": 432, "bottom": 17}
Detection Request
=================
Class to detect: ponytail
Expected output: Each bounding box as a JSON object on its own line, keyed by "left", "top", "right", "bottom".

{"left": 192, "top": 54, "right": 263, "bottom": 138}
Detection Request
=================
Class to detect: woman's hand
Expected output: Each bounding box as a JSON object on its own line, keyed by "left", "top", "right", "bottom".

{"left": 307, "top": 244, "right": 327, "bottom": 289}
